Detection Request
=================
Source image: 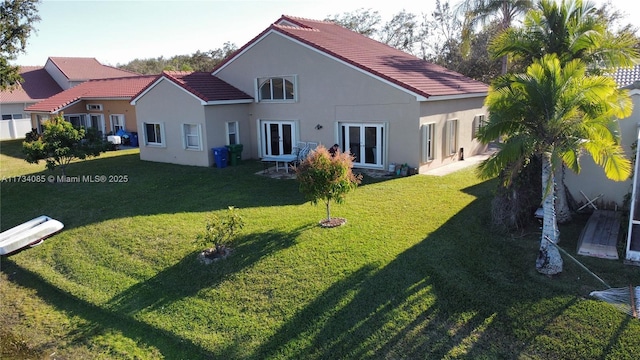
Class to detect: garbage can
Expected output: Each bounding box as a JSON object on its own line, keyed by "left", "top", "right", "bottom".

{"left": 130, "top": 132, "right": 139, "bottom": 147}
{"left": 212, "top": 147, "right": 228, "bottom": 168}
{"left": 226, "top": 144, "right": 244, "bottom": 166}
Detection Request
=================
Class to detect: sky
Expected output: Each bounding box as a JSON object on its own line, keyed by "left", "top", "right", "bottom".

{"left": 12, "top": 0, "right": 640, "bottom": 67}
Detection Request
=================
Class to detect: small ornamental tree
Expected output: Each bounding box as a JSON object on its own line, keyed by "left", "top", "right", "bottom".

{"left": 295, "top": 145, "right": 362, "bottom": 227}
{"left": 196, "top": 206, "right": 244, "bottom": 259}
{"left": 23, "top": 115, "right": 107, "bottom": 176}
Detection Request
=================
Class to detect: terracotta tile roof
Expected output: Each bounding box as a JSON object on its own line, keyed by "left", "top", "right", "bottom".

{"left": 139, "top": 71, "right": 253, "bottom": 103}
{"left": 25, "top": 75, "right": 157, "bottom": 113}
{"left": 214, "top": 15, "right": 488, "bottom": 99}
{"left": 613, "top": 65, "right": 640, "bottom": 88}
{"left": 0, "top": 66, "right": 63, "bottom": 103}
{"left": 47, "top": 57, "right": 139, "bottom": 81}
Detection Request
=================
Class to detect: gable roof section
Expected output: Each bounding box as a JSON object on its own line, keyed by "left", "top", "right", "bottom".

{"left": 25, "top": 75, "right": 157, "bottom": 113}
{"left": 0, "top": 66, "right": 63, "bottom": 103}
{"left": 213, "top": 15, "right": 488, "bottom": 100}
{"left": 131, "top": 71, "right": 253, "bottom": 105}
{"left": 47, "top": 57, "right": 139, "bottom": 81}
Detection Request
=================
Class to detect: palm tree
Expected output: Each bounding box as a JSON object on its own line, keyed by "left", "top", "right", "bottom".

{"left": 477, "top": 54, "right": 632, "bottom": 275}
{"left": 489, "top": 0, "right": 639, "bottom": 223}
{"left": 457, "top": 0, "right": 534, "bottom": 73}
{"left": 490, "top": 0, "right": 638, "bottom": 73}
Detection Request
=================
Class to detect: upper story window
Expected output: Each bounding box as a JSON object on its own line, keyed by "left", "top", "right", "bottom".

{"left": 257, "top": 76, "right": 297, "bottom": 102}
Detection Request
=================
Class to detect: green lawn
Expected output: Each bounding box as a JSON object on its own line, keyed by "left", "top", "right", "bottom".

{"left": 1, "top": 139, "right": 639, "bottom": 359}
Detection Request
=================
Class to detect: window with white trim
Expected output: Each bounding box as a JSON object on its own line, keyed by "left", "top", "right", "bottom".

{"left": 183, "top": 123, "right": 202, "bottom": 150}
{"left": 64, "top": 114, "right": 86, "bottom": 128}
{"left": 226, "top": 121, "right": 238, "bottom": 145}
{"left": 86, "top": 103, "right": 103, "bottom": 111}
{"left": 144, "top": 122, "right": 165, "bottom": 146}
{"left": 447, "top": 119, "right": 458, "bottom": 156}
{"left": 110, "top": 114, "right": 125, "bottom": 133}
{"left": 473, "top": 114, "right": 486, "bottom": 138}
{"left": 1, "top": 113, "right": 24, "bottom": 120}
{"left": 421, "top": 123, "right": 435, "bottom": 162}
{"left": 257, "top": 76, "right": 297, "bottom": 102}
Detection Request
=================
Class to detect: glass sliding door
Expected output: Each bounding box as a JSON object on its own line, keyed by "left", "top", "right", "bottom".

{"left": 340, "top": 123, "right": 384, "bottom": 168}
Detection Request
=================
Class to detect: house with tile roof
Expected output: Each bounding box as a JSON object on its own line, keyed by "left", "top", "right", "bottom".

{"left": 564, "top": 65, "right": 640, "bottom": 208}
{"left": 1, "top": 57, "right": 139, "bottom": 140}
{"left": 131, "top": 15, "right": 489, "bottom": 171}
{"left": 25, "top": 75, "right": 157, "bottom": 137}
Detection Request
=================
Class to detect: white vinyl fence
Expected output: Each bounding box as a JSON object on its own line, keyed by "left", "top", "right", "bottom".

{"left": 0, "top": 118, "right": 32, "bottom": 140}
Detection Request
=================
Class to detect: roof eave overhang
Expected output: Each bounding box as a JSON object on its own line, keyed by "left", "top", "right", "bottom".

{"left": 204, "top": 99, "right": 254, "bottom": 105}
{"left": 422, "top": 92, "right": 488, "bottom": 102}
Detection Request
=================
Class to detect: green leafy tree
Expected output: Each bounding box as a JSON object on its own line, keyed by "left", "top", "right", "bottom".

{"left": 22, "top": 115, "right": 107, "bottom": 176}
{"left": 456, "top": 0, "right": 534, "bottom": 73}
{"left": 117, "top": 43, "right": 238, "bottom": 74}
{"left": 325, "top": 8, "right": 381, "bottom": 37}
{"left": 477, "top": 54, "right": 632, "bottom": 275}
{"left": 195, "top": 206, "right": 244, "bottom": 255}
{"left": 0, "top": 0, "right": 40, "bottom": 90}
{"left": 295, "top": 145, "right": 362, "bottom": 226}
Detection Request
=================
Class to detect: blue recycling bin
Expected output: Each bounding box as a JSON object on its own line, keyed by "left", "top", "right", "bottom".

{"left": 212, "top": 147, "right": 228, "bottom": 168}
{"left": 130, "top": 132, "right": 139, "bottom": 147}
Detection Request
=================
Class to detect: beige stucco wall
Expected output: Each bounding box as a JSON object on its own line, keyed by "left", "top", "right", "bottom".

{"left": 134, "top": 79, "right": 210, "bottom": 167}
{"left": 419, "top": 97, "right": 488, "bottom": 173}
{"left": 44, "top": 60, "right": 72, "bottom": 90}
{"left": 215, "top": 31, "right": 487, "bottom": 172}
{"left": 217, "top": 32, "right": 421, "bottom": 170}
{"left": 564, "top": 91, "right": 640, "bottom": 208}
{"left": 204, "top": 104, "right": 252, "bottom": 162}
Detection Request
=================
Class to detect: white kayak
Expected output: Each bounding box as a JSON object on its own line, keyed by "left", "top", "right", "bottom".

{"left": 0, "top": 215, "right": 64, "bottom": 255}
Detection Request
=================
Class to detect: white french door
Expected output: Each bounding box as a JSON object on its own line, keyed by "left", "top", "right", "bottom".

{"left": 261, "top": 120, "right": 296, "bottom": 156}
{"left": 340, "top": 123, "right": 384, "bottom": 168}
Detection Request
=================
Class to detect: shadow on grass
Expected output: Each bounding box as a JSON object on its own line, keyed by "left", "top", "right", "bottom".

{"left": 250, "top": 181, "right": 636, "bottom": 359}
{"left": 108, "top": 226, "right": 303, "bottom": 315}
{"left": 0, "top": 258, "right": 209, "bottom": 359}
{"left": 1, "top": 225, "right": 304, "bottom": 358}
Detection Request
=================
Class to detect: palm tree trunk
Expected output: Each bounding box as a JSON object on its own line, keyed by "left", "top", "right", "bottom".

{"left": 537, "top": 153, "right": 563, "bottom": 275}
{"left": 555, "top": 164, "right": 572, "bottom": 224}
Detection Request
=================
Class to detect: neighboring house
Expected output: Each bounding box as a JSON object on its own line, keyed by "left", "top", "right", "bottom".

{"left": 43, "top": 57, "right": 139, "bottom": 90}
{"left": 131, "top": 15, "right": 489, "bottom": 171}
{"left": 0, "top": 66, "right": 62, "bottom": 140}
{"left": 25, "top": 75, "right": 157, "bottom": 137}
{"left": 564, "top": 65, "right": 640, "bottom": 208}
{"left": 0, "top": 57, "right": 138, "bottom": 140}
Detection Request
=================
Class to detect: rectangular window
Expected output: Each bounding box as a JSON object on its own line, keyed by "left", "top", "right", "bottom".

{"left": 86, "top": 104, "right": 103, "bottom": 111}
{"left": 2, "top": 114, "right": 24, "bottom": 120}
{"left": 226, "top": 121, "right": 238, "bottom": 145}
{"left": 447, "top": 119, "right": 458, "bottom": 155}
{"left": 257, "top": 75, "right": 297, "bottom": 102}
{"left": 110, "top": 114, "right": 125, "bottom": 133}
{"left": 474, "top": 114, "right": 486, "bottom": 138}
{"left": 183, "top": 123, "right": 202, "bottom": 150}
{"left": 64, "top": 114, "right": 86, "bottom": 128}
{"left": 144, "top": 122, "right": 164, "bottom": 146}
{"left": 421, "top": 123, "right": 435, "bottom": 162}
